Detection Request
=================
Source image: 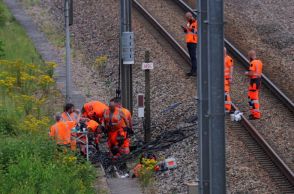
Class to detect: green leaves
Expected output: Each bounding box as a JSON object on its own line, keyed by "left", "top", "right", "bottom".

{"left": 0, "top": 135, "right": 96, "bottom": 194}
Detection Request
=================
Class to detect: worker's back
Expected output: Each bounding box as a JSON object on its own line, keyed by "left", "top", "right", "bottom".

{"left": 83, "top": 101, "right": 108, "bottom": 119}
{"left": 50, "top": 121, "right": 73, "bottom": 145}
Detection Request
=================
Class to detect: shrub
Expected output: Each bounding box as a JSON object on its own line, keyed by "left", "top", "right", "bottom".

{"left": 0, "top": 135, "right": 96, "bottom": 194}
{"left": 138, "top": 158, "right": 157, "bottom": 192}
{"left": 0, "top": 2, "right": 7, "bottom": 26}
{"left": 0, "top": 116, "right": 16, "bottom": 135}
{"left": 0, "top": 40, "right": 4, "bottom": 58}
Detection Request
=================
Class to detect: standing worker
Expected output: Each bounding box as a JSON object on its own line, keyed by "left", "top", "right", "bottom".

{"left": 182, "top": 12, "right": 198, "bottom": 76}
{"left": 245, "top": 50, "right": 263, "bottom": 120}
{"left": 49, "top": 113, "right": 73, "bottom": 147}
{"left": 224, "top": 47, "right": 234, "bottom": 113}
{"left": 61, "top": 103, "right": 79, "bottom": 124}
{"left": 103, "top": 98, "right": 130, "bottom": 159}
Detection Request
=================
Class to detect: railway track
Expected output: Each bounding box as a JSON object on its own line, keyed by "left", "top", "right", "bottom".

{"left": 132, "top": 0, "right": 294, "bottom": 192}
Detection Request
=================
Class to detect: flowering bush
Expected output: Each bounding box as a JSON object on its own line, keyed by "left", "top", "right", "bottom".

{"left": 0, "top": 135, "right": 96, "bottom": 193}
{"left": 138, "top": 158, "right": 157, "bottom": 190}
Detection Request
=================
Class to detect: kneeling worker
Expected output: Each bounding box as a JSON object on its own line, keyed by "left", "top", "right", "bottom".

{"left": 49, "top": 112, "right": 74, "bottom": 147}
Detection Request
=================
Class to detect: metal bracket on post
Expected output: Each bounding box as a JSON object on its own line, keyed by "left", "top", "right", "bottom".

{"left": 122, "top": 32, "right": 134, "bottom": 65}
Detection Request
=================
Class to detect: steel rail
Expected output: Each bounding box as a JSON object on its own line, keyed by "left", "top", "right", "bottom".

{"left": 132, "top": 0, "right": 294, "bottom": 188}
{"left": 132, "top": 0, "right": 191, "bottom": 64}
{"left": 232, "top": 104, "right": 294, "bottom": 186}
{"left": 173, "top": 0, "right": 294, "bottom": 113}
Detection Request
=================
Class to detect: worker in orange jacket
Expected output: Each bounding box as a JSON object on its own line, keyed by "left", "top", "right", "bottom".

{"left": 182, "top": 12, "right": 198, "bottom": 76}
{"left": 116, "top": 98, "right": 134, "bottom": 136}
{"left": 61, "top": 103, "right": 79, "bottom": 124}
{"left": 224, "top": 47, "right": 234, "bottom": 113}
{"left": 103, "top": 98, "right": 130, "bottom": 159}
{"left": 49, "top": 113, "right": 74, "bottom": 147}
{"left": 245, "top": 50, "right": 263, "bottom": 120}
{"left": 81, "top": 101, "right": 108, "bottom": 123}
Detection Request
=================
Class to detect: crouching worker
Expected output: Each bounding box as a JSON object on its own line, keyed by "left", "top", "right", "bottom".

{"left": 103, "top": 98, "right": 130, "bottom": 159}
{"left": 49, "top": 112, "right": 75, "bottom": 150}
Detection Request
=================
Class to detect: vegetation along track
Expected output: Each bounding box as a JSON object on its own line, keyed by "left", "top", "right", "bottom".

{"left": 132, "top": 0, "right": 294, "bottom": 192}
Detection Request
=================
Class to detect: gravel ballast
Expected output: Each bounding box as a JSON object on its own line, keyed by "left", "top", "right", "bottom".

{"left": 22, "top": 0, "right": 288, "bottom": 193}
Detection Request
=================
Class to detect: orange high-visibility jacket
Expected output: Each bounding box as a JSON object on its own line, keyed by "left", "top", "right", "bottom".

{"left": 224, "top": 55, "right": 233, "bottom": 79}
{"left": 83, "top": 101, "right": 108, "bottom": 120}
{"left": 61, "top": 112, "right": 79, "bottom": 123}
{"left": 249, "top": 59, "right": 263, "bottom": 79}
{"left": 49, "top": 121, "right": 73, "bottom": 145}
{"left": 120, "top": 107, "right": 132, "bottom": 128}
{"left": 185, "top": 19, "right": 198, "bottom": 43}
{"left": 103, "top": 108, "right": 126, "bottom": 131}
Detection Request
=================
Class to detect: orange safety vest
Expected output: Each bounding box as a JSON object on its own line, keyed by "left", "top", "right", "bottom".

{"left": 119, "top": 107, "right": 131, "bottom": 128}
{"left": 185, "top": 19, "right": 198, "bottom": 43}
{"left": 83, "top": 101, "right": 108, "bottom": 120}
{"left": 61, "top": 112, "right": 78, "bottom": 123}
{"left": 103, "top": 108, "right": 124, "bottom": 131}
{"left": 49, "top": 121, "right": 73, "bottom": 145}
{"left": 249, "top": 59, "right": 263, "bottom": 79}
{"left": 224, "top": 55, "right": 233, "bottom": 79}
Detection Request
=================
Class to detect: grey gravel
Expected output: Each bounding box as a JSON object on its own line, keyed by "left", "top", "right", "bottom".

{"left": 22, "top": 0, "right": 290, "bottom": 193}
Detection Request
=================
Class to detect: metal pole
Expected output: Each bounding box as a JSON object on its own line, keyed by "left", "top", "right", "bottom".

{"left": 86, "top": 133, "right": 89, "bottom": 161}
{"left": 120, "top": 0, "right": 133, "bottom": 113}
{"left": 65, "top": 0, "right": 71, "bottom": 103}
{"left": 144, "top": 51, "right": 151, "bottom": 142}
{"left": 207, "top": 0, "right": 225, "bottom": 192}
{"left": 197, "top": 0, "right": 210, "bottom": 193}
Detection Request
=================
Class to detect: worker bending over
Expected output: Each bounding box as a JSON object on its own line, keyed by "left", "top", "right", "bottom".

{"left": 182, "top": 12, "right": 198, "bottom": 76}
{"left": 245, "top": 50, "right": 263, "bottom": 120}
{"left": 103, "top": 98, "right": 130, "bottom": 159}
{"left": 224, "top": 47, "right": 234, "bottom": 113}
{"left": 49, "top": 112, "right": 74, "bottom": 148}
{"left": 81, "top": 100, "right": 108, "bottom": 123}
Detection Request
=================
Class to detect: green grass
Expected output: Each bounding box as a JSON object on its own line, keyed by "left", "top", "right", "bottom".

{"left": 0, "top": 1, "right": 42, "bottom": 63}
{"left": 0, "top": 2, "right": 96, "bottom": 193}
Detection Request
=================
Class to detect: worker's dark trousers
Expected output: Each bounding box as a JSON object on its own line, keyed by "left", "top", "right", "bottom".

{"left": 187, "top": 43, "right": 197, "bottom": 73}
